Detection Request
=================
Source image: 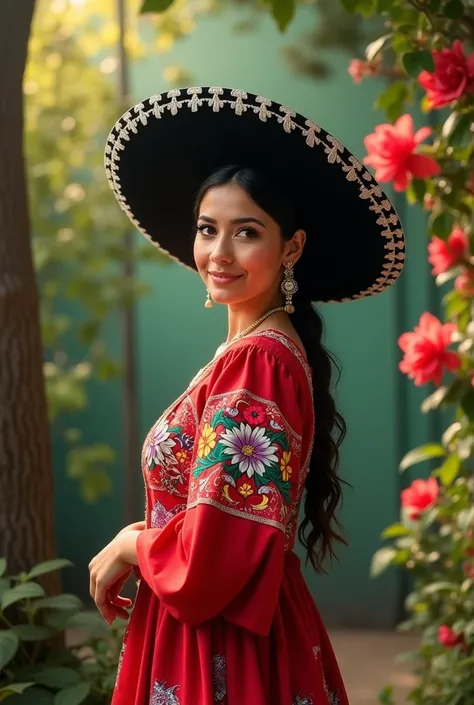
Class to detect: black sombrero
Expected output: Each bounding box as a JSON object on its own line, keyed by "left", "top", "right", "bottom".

{"left": 104, "top": 87, "right": 405, "bottom": 303}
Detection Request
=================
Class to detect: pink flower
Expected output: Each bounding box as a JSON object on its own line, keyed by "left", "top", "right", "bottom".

{"left": 455, "top": 271, "right": 474, "bottom": 296}
{"left": 438, "top": 624, "right": 465, "bottom": 649}
{"left": 419, "top": 40, "right": 474, "bottom": 109}
{"left": 401, "top": 478, "right": 439, "bottom": 520}
{"left": 242, "top": 405, "right": 267, "bottom": 426}
{"left": 423, "top": 194, "right": 436, "bottom": 211}
{"left": 348, "top": 59, "right": 373, "bottom": 83}
{"left": 427, "top": 226, "right": 469, "bottom": 275}
{"left": 364, "top": 114, "right": 440, "bottom": 191}
{"left": 398, "top": 312, "right": 460, "bottom": 386}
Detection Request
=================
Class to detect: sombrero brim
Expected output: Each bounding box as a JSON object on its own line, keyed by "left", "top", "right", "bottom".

{"left": 104, "top": 87, "right": 405, "bottom": 303}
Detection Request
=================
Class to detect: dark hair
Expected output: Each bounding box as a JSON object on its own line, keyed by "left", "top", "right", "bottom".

{"left": 194, "top": 165, "right": 347, "bottom": 572}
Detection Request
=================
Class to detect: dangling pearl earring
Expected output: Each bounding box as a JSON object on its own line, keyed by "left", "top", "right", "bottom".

{"left": 281, "top": 262, "right": 298, "bottom": 314}
{"left": 204, "top": 288, "right": 213, "bottom": 309}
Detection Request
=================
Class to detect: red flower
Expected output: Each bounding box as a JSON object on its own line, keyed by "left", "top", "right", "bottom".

{"left": 243, "top": 405, "right": 267, "bottom": 426}
{"left": 455, "top": 271, "right": 474, "bottom": 296}
{"left": 401, "top": 478, "right": 439, "bottom": 520}
{"left": 438, "top": 624, "right": 465, "bottom": 649}
{"left": 428, "top": 226, "right": 469, "bottom": 275}
{"left": 463, "top": 561, "right": 474, "bottom": 579}
{"left": 398, "top": 312, "right": 460, "bottom": 386}
{"left": 419, "top": 40, "right": 474, "bottom": 109}
{"left": 363, "top": 114, "right": 440, "bottom": 191}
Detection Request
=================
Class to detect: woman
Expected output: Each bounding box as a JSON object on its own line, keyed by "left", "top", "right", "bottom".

{"left": 90, "top": 87, "right": 405, "bottom": 705}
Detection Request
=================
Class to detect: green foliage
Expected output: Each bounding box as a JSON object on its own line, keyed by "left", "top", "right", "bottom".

{"left": 141, "top": 0, "right": 175, "bottom": 12}
{"left": 0, "top": 558, "right": 124, "bottom": 704}
{"left": 266, "top": 0, "right": 296, "bottom": 31}
{"left": 334, "top": 1, "right": 474, "bottom": 702}
{"left": 26, "top": 0, "right": 171, "bottom": 502}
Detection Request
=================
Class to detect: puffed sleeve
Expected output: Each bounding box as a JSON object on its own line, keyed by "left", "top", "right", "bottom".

{"left": 136, "top": 341, "right": 310, "bottom": 636}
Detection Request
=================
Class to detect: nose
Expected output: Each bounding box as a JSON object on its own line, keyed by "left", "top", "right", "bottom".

{"left": 209, "top": 232, "right": 233, "bottom": 265}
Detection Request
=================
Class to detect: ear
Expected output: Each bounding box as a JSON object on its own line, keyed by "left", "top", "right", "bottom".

{"left": 283, "top": 229, "right": 306, "bottom": 265}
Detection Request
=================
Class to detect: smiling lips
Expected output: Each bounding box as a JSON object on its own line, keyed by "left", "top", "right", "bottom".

{"left": 208, "top": 271, "right": 243, "bottom": 285}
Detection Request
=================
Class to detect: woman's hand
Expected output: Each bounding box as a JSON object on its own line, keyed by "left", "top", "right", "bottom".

{"left": 89, "top": 527, "right": 144, "bottom": 625}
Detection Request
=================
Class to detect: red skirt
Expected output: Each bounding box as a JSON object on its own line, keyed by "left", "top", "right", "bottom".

{"left": 112, "top": 551, "right": 348, "bottom": 705}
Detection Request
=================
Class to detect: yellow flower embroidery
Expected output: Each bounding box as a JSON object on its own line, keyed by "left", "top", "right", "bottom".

{"left": 176, "top": 450, "right": 188, "bottom": 465}
{"left": 239, "top": 483, "right": 253, "bottom": 499}
{"left": 280, "top": 451, "right": 292, "bottom": 482}
{"left": 198, "top": 423, "right": 217, "bottom": 458}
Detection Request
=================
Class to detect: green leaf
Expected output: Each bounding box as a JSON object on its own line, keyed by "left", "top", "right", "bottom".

{"left": 0, "top": 578, "right": 10, "bottom": 601}
{"left": 267, "top": 430, "right": 289, "bottom": 450}
{"left": 430, "top": 211, "right": 455, "bottom": 239}
{"left": 11, "top": 625, "right": 53, "bottom": 642}
{"left": 375, "top": 81, "right": 409, "bottom": 121}
{"left": 34, "top": 668, "right": 82, "bottom": 690}
{"left": 140, "top": 0, "right": 174, "bottom": 13}
{"left": 371, "top": 547, "right": 397, "bottom": 577}
{"left": 54, "top": 683, "right": 90, "bottom": 705}
{"left": 27, "top": 559, "right": 73, "bottom": 581}
{"left": 2, "top": 583, "right": 45, "bottom": 610}
{"left": 340, "top": 0, "right": 359, "bottom": 11}
{"left": 0, "top": 630, "right": 20, "bottom": 670}
{"left": 437, "top": 454, "right": 461, "bottom": 486}
{"left": 0, "top": 683, "right": 34, "bottom": 700}
{"left": 450, "top": 113, "right": 473, "bottom": 146}
{"left": 402, "top": 50, "right": 434, "bottom": 77}
{"left": 66, "top": 610, "right": 109, "bottom": 636}
{"left": 376, "top": 0, "right": 393, "bottom": 10}
{"left": 381, "top": 523, "right": 412, "bottom": 539}
{"left": 269, "top": 0, "right": 295, "bottom": 31}
{"left": 365, "top": 34, "right": 392, "bottom": 62}
{"left": 461, "top": 388, "right": 474, "bottom": 420}
{"left": 391, "top": 33, "right": 413, "bottom": 55}
{"left": 43, "top": 610, "right": 78, "bottom": 632}
{"left": 406, "top": 178, "right": 427, "bottom": 205}
{"left": 12, "top": 624, "right": 53, "bottom": 641}
{"left": 357, "top": 0, "right": 376, "bottom": 16}
{"left": 7, "top": 687, "right": 55, "bottom": 704}
{"left": 444, "top": 0, "right": 464, "bottom": 19}
{"left": 0, "top": 559, "right": 6, "bottom": 578}
{"left": 428, "top": 0, "right": 441, "bottom": 10}
{"left": 375, "top": 81, "right": 408, "bottom": 109}
{"left": 378, "top": 685, "right": 395, "bottom": 705}
{"left": 399, "top": 443, "right": 445, "bottom": 472}
{"left": 34, "top": 594, "right": 83, "bottom": 612}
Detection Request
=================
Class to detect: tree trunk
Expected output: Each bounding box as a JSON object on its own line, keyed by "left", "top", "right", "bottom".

{"left": 0, "top": 0, "right": 58, "bottom": 594}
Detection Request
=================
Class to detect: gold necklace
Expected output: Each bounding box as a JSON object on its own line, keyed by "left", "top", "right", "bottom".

{"left": 214, "top": 305, "right": 287, "bottom": 357}
{"left": 190, "top": 306, "right": 287, "bottom": 388}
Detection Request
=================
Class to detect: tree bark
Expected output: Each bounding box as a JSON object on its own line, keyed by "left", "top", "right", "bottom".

{"left": 0, "top": 0, "right": 58, "bottom": 594}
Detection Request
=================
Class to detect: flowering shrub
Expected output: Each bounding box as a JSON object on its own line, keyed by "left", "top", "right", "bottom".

{"left": 344, "top": 1, "right": 474, "bottom": 703}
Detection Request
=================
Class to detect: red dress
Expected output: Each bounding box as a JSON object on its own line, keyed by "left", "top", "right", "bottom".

{"left": 112, "top": 330, "right": 348, "bottom": 705}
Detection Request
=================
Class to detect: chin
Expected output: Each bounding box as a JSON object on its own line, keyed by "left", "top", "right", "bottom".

{"left": 210, "top": 292, "right": 240, "bottom": 306}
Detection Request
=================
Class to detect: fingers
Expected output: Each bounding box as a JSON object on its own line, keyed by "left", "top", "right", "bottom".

{"left": 118, "top": 520, "right": 146, "bottom": 536}
{"left": 109, "top": 595, "right": 132, "bottom": 608}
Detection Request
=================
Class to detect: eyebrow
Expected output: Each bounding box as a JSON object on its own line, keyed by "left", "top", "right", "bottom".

{"left": 198, "top": 215, "right": 266, "bottom": 228}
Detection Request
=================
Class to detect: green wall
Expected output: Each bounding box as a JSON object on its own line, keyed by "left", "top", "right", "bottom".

{"left": 54, "top": 4, "right": 440, "bottom": 628}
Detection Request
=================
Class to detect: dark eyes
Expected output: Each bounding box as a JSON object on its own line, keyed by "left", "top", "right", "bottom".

{"left": 196, "top": 223, "right": 258, "bottom": 239}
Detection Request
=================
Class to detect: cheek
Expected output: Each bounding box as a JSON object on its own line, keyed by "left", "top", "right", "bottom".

{"left": 241, "top": 244, "right": 281, "bottom": 279}
{"left": 193, "top": 238, "right": 207, "bottom": 272}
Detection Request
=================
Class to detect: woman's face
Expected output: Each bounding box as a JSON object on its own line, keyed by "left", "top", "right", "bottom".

{"left": 193, "top": 183, "right": 303, "bottom": 309}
